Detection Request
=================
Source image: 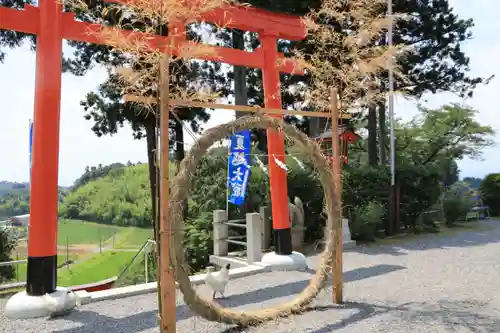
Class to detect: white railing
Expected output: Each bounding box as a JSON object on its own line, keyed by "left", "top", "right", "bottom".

{"left": 0, "top": 259, "right": 27, "bottom": 291}
{"left": 0, "top": 259, "right": 27, "bottom": 267}
{"left": 0, "top": 220, "right": 13, "bottom": 229}
{"left": 212, "top": 210, "right": 263, "bottom": 264}
{"left": 115, "top": 239, "right": 157, "bottom": 286}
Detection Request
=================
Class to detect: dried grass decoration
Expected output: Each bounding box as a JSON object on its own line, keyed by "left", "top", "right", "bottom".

{"left": 169, "top": 114, "right": 342, "bottom": 326}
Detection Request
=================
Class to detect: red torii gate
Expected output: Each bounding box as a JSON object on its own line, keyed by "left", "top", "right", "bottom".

{"left": 0, "top": 0, "right": 307, "bottom": 320}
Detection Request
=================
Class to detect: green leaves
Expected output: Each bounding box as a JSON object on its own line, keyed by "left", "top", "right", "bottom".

{"left": 392, "top": 0, "right": 484, "bottom": 97}
{"left": 348, "top": 201, "right": 385, "bottom": 241}
{"left": 396, "top": 103, "right": 495, "bottom": 165}
{"left": 0, "top": 228, "right": 16, "bottom": 283}
{"left": 442, "top": 181, "right": 476, "bottom": 225}
{"left": 480, "top": 173, "right": 500, "bottom": 216}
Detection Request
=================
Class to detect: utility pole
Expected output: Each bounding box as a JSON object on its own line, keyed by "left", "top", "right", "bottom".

{"left": 387, "top": 0, "right": 399, "bottom": 235}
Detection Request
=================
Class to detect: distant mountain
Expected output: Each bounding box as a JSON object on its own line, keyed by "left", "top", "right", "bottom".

{"left": 462, "top": 177, "right": 483, "bottom": 189}
{"left": 0, "top": 181, "right": 70, "bottom": 199}
{"left": 0, "top": 181, "right": 29, "bottom": 196}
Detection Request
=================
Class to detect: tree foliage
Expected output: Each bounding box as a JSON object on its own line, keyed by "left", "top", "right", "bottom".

{"left": 392, "top": 0, "right": 486, "bottom": 97}
{"left": 58, "top": 150, "right": 450, "bottom": 271}
{"left": 480, "top": 174, "right": 500, "bottom": 216}
{"left": 0, "top": 192, "right": 30, "bottom": 219}
{"left": 371, "top": 0, "right": 488, "bottom": 165}
{"left": 0, "top": 187, "right": 67, "bottom": 219}
{"left": 0, "top": 228, "right": 16, "bottom": 282}
{"left": 443, "top": 181, "right": 476, "bottom": 225}
{"left": 72, "top": 162, "right": 126, "bottom": 189}
{"left": 396, "top": 103, "right": 495, "bottom": 165}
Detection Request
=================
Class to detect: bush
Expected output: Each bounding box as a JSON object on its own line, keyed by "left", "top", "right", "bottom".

{"left": 398, "top": 164, "right": 442, "bottom": 229}
{"left": 184, "top": 212, "right": 214, "bottom": 272}
{"left": 347, "top": 201, "right": 385, "bottom": 241}
{"left": 342, "top": 164, "right": 442, "bottom": 233}
{"left": 443, "top": 182, "right": 475, "bottom": 226}
{"left": 480, "top": 173, "right": 500, "bottom": 216}
{"left": 443, "top": 196, "right": 465, "bottom": 226}
{"left": 0, "top": 228, "right": 16, "bottom": 283}
{"left": 286, "top": 164, "right": 324, "bottom": 242}
{"left": 343, "top": 165, "right": 389, "bottom": 233}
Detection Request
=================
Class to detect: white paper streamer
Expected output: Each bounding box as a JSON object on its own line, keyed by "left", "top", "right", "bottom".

{"left": 254, "top": 156, "right": 268, "bottom": 174}
{"left": 292, "top": 156, "right": 305, "bottom": 170}
{"left": 273, "top": 155, "right": 288, "bottom": 172}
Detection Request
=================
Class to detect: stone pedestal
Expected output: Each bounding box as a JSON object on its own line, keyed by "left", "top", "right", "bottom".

{"left": 320, "top": 218, "right": 356, "bottom": 250}
{"left": 291, "top": 226, "right": 305, "bottom": 250}
{"left": 4, "top": 287, "right": 77, "bottom": 319}
{"left": 342, "top": 218, "right": 356, "bottom": 249}
{"left": 260, "top": 251, "right": 308, "bottom": 271}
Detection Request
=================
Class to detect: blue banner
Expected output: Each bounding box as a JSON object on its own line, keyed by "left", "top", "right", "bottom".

{"left": 227, "top": 130, "right": 251, "bottom": 206}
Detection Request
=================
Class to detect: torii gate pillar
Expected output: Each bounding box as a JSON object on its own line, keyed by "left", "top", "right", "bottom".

{"left": 259, "top": 33, "right": 307, "bottom": 270}
{"left": 3, "top": 0, "right": 78, "bottom": 319}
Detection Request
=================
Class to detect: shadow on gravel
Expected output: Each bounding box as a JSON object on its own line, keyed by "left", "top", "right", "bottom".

{"left": 222, "top": 299, "right": 500, "bottom": 333}
{"left": 308, "top": 299, "right": 500, "bottom": 333}
{"left": 51, "top": 309, "right": 158, "bottom": 333}
{"left": 348, "top": 220, "right": 500, "bottom": 257}
{"left": 52, "top": 264, "right": 405, "bottom": 332}
{"left": 215, "top": 264, "right": 405, "bottom": 310}
{"left": 218, "top": 302, "right": 380, "bottom": 333}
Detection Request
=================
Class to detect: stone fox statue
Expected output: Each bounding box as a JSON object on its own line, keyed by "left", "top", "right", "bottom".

{"left": 289, "top": 196, "right": 305, "bottom": 227}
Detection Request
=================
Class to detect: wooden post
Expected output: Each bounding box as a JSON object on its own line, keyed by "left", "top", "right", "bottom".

{"left": 330, "top": 88, "right": 343, "bottom": 304}
{"left": 158, "top": 54, "right": 176, "bottom": 332}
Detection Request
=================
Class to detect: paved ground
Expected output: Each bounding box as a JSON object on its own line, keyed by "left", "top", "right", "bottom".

{"left": 2, "top": 219, "right": 500, "bottom": 333}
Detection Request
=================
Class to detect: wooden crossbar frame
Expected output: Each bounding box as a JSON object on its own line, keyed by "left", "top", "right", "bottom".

{"left": 124, "top": 95, "right": 353, "bottom": 119}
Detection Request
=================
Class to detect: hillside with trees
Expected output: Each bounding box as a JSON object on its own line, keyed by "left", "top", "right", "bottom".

{"left": 59, "top": 163, "right": 154, "bottom": 226}
{"left": 0, "top": 182, "right": 30, "bottom": 219}
{"left": 0, "top": 185, "right": 69, "bottom": 220}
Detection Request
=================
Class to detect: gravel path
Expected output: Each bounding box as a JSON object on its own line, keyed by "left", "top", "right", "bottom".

{"left": 2, "top": 219, "right": 500, "bottom": 333}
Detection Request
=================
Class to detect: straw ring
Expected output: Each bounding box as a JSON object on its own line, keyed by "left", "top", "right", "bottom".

{"left": 168, "top": 114, "right": 342, "bottom": 326}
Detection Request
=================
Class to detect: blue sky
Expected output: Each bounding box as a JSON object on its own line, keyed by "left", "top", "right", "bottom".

{"left": 0, "top": 0, "right": 498, "bottom": 186}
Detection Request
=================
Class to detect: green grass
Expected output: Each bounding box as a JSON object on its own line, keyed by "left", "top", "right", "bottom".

{"left": 11, "top": 254, "right": 78, "bottom": 282}
{"left": 57, "top": 219, "right": 153, "bottom": 249}
{"left": 57, "top": 251, "right": 137, "bottom": 286}
{"left": 112, "top": 227, "right": 153, "bottom": 249}
{"left": 3, "top": 220, "right": 152, "bottom": 287}
{"left": 58, "top": 219, "right": 123, "bottom": 246}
